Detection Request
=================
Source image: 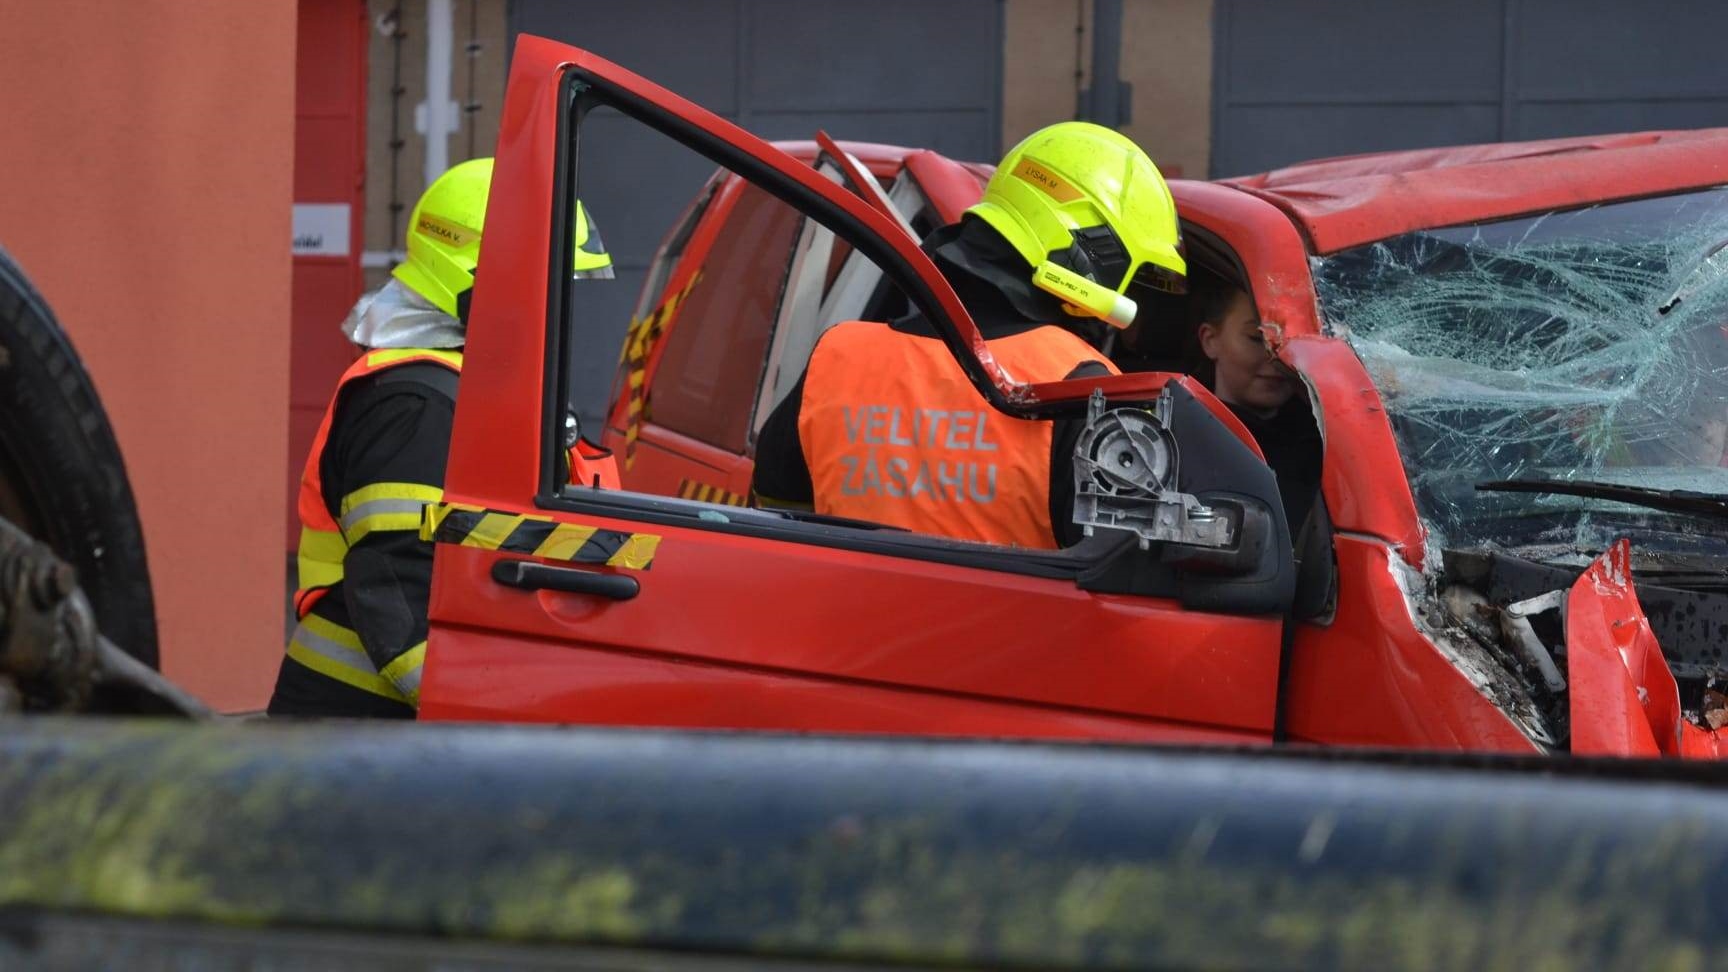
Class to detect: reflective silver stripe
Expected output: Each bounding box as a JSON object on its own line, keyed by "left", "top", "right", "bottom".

{"left": 392, "top": 664, "right": 423, "bottom": 698}
{"left": 339, "top": 498, "right": 432, "bottom": 534}
{"left": 289, "top": 620, "right": 380, "bottom": 675}
{"left": 380, "top": 642, "right": 427, "bottom": 702}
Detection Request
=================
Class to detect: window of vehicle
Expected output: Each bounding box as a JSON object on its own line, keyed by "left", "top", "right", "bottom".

{"left": 1312, "top": 188, "right": 1728, "bottom": 558}
{"left": 756, "top": 170, "right": 938, "bottom": 435}
{"left": 645, "top": 179, "right": 803, "bottom": 452}
{"left": 549, "top": 77, "right": 1111, "bottom": 567}
{"left": 630, "top": 174, "right": 719, "bottom": 328}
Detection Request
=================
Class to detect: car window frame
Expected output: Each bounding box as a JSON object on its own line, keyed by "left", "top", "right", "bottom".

{"left": 753, "top": 165, "right": 937, "bottom": 441}
{"left": 748, "top": 164, "right": 843, "bottom": 448}
{"left": 539, "top": 65, "right": 1175, "bottom": 584}
{"left": 629, "top": 173, "right": 720, "bottom": 328}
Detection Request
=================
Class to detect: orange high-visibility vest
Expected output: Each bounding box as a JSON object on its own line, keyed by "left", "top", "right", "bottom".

{"left": 293, "top": 348, "right": 466, "bottom": 618}
{"left": 798, "top": 322, "right": 1115, "bottom": 549}
{"left": 294, "top": 348, "right": 622, "bottom": 620}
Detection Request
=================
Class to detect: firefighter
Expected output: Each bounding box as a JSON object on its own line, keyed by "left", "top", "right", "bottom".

{"left": 269, "top": 157, "right": 615, "bottom": 718}
{"left": 751, "top": 122, "right": 1186, "bottom": 549}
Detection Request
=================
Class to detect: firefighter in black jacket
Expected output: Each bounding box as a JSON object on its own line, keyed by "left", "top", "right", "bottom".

{"left": 269, "top": 158, "right": 614, "bottom": 718}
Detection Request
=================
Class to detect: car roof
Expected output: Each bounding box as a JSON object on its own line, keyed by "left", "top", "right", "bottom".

{"left": 1221, "top": 128, "right": 1728, "bottom": 254}
{"left": 772, "top": 139, "right": 994, "bottom": 185}
{"left": 771, "top": 139, "right": 919, "bottom": 177}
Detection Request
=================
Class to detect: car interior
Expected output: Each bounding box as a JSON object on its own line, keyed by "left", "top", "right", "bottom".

{"left": 555, "top": 90, "right": 1324, "bottom": 615}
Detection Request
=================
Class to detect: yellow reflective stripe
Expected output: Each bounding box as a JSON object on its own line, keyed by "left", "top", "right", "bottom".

{"left": 343, "top": 511, "right": 427, "bottom": 545}
{"left": 379, "top": 641, "right": 427, "bottom": 705}
{"left": 422, "top": 502, "right": 455, "bottom": 542}
{"left": 298, "top": 612, "right": 366, "bottom": 650}
{"left": 533, "top": 523, "right": 599, "bottom": 560}
{"left": 338, "top": 483, "right": 444, "bottom": 545}
{"left": 607, "top": 534, "right": 661, "bottom": 570}
{"left": 462, "top": 512, "right": 525, "bottom": 550}
{"left": 339, "top": 481, "right": 445, "bottom": 514}
{"left": 365, "top": 348, "right": 464, "bottom": 370}
{"left": 287, "top": 643, "right": 407, "bottom": 703}
{"left": 287, "top": 616, "right": 407, "bottom": 703}
{"left": 296, "top": 527, "right": 346, "bottom": 590}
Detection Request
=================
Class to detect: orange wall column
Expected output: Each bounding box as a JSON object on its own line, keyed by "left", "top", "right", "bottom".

{"left": 0, "top": 1, "right": 297, "bottom": 710}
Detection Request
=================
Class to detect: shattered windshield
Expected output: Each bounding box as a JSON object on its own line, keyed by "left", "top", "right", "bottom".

{"left": 1313, "top": 188, "right": 1728, "bottom": 556}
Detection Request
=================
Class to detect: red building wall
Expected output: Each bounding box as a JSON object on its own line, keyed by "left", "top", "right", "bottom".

{"left": 292, "top": 0, "right": 371, "bottom": 549}
{"left": 0, "top": 1, "right": 298, "bottom": 710}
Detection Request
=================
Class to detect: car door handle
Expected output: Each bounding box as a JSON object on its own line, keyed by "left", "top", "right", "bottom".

{"left": 490, "top": 559, "right": 640, "bottom": 600}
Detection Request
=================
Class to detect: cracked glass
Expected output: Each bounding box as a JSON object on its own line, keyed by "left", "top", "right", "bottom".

{"left": 1313, "top": 188, "right": 1728, "bottom": 555}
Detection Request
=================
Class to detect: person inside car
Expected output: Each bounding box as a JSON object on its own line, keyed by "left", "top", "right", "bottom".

{"left": 751, "top": 121, "right": 1186, "bottom": 549}
{"left": 1191, "top": 277, "right": 1322, "bottom": 536}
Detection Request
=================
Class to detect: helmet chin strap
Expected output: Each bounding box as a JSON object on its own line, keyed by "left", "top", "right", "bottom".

{"left": 1031, "top": 261, "right": 1137, "bottom": 329}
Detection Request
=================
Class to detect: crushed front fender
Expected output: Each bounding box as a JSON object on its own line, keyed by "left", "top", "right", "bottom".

{"left": 1566, "top": 539, "right": 1727, "bottom": 758}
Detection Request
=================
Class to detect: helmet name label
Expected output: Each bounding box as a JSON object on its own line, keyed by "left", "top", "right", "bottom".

{"left": 1012, "top": 159, "right": 1083, "bottom": 203}
{"left": 416, "top": 213, "right": 480, "bottom": 249}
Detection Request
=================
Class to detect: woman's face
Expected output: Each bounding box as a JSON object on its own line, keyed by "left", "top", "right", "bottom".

{"left": 1199, "top": 289, "right": 1298, "bottom": 414}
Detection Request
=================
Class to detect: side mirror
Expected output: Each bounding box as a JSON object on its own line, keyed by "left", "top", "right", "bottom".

{"left": 1072, "top": 384, "right": 1296, "bottom": 616}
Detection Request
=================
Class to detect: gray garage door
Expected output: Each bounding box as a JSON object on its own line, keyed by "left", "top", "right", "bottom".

{"left": 509, "top": 0, "right": 1004, "bottom": 425}
{"left": 1212, "top": 0, "right": 1728, "bottom": 177}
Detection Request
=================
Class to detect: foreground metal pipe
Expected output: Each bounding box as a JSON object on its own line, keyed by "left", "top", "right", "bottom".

{"left": 1, "top": 719, "right": 1726, "bottom": 969}
{"left": 0, "top": 511, "right": 207, "bottom": 716}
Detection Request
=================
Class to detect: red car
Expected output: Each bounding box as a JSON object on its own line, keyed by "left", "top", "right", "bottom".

{"left": 418, "top": 33, "right": 1728, "bottom": 759}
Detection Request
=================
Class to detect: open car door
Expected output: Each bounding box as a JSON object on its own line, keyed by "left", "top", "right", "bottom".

{"left": 418, "top": 35, "right": 1288, "bottom": 745}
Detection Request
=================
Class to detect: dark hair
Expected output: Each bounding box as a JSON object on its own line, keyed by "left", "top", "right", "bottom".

{"left": 1180, "top": 270, "right": 1248, "bottom": 389}
{"left": 1188, "top": 273, "right": 1246, "bottom": 331}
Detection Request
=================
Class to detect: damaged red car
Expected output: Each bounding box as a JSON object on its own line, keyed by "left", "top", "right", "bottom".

{"left": 417, "top": 34, "right": 1728, "bottom": 759}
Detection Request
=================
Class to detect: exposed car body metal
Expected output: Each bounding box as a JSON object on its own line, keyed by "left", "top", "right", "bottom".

{"left": 1224, "top": 130, "right": 1728, "bottom": 255}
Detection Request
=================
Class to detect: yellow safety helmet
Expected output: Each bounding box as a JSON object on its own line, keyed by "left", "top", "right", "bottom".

{"left": 394, "top": 157, "right": 613, "bottom": 319}
{"left": 967, "top": 122, "right": 1185, "bottom": 329}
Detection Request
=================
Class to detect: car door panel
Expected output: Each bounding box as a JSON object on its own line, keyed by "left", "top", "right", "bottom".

{"left": 424, "top": 519, "right": 1278, "bottom": 738}
{"left": 622, "top": 424, "right": 753, "bottom": 504}
{"left": 423, "top": 34, "right": 1285, "bottom": 744}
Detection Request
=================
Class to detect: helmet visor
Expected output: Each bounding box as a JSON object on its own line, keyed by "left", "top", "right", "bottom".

{"left": 1060, "top": 225, "right": 1188, "bottom": 297}
{"left": 1125, "top": 260, "right": 1188, "bottom": 297}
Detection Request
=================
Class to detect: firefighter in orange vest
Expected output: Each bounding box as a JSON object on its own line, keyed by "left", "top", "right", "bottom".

{"left": 269, "top": 158, "right": 616, "bottom": 718}
{"left": 752, "top": 122, "right": 1187, "bottom": 549}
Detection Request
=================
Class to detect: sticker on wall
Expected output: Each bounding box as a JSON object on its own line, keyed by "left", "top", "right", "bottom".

{"left": 292, "top": 204, "right": 352, "bottom": 257}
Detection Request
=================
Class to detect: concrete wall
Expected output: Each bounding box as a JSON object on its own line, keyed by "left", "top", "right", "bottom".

{"left": 363, "top": 0, "right": 508, "bottom": 292}
{"left": 1002, "top": 0, "right": 1091, "bottom": 154}
{"left": 1211, "top": 0, "right": 1728, "bottom": 177}
{"left": 0, "top": 0, "right": 297, "bottom": 710}
{"left": 378, "top": 0, "right": 1214, "bottom": 266}
{"left": 1002, "top": 0, "right": 1213, "bottom": 178}
{"left": 1120, "top": 0, "right": 1212, "bottom": 179}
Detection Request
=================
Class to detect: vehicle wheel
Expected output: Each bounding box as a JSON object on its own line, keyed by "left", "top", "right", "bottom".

{"left": 0, "top": 243, "right": 158, "bottom": 667}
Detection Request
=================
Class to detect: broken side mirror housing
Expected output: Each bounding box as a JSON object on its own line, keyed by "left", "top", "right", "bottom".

{"left": 1073, "top": 383, "right": 1296, "bottom": 617}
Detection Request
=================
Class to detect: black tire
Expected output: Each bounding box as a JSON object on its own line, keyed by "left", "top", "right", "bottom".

{"left": 0, "top": 243, "right": 158, "bottom": 667}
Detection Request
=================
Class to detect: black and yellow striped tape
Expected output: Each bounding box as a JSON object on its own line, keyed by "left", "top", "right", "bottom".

{"left": 619, "top": 271, "right": 702, "bottom": 468}
{"left": 421, "top": 503, "right": 659, "bottom": 570}
{"left": 677, "top": 479, "right": 748, "bottom": 507}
